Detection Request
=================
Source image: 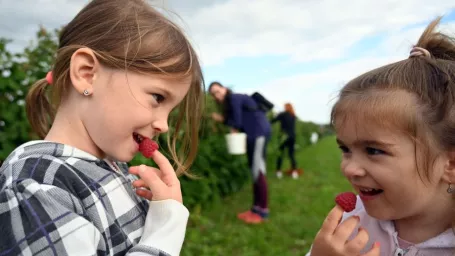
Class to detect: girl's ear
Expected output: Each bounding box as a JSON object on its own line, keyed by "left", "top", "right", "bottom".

{"left": 69, "top": 47, "right": 99, "bottom": 96}
{"left": 442, "top": 151, "right": 455, "bottom": 183}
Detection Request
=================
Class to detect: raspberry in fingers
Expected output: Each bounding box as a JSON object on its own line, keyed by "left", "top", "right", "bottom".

{"left": 335, "top": 192, "right": 357, "bottom": 213}
{"left": 138, "top": 138, "right": 159, "bottom": 158}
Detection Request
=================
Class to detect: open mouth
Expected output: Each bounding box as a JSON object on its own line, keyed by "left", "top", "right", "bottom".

{"left": 359, "top": 187, "right": 383, "bottom": 196}
{"left": 133, "top": 132, "right": 144, "bottom": 144}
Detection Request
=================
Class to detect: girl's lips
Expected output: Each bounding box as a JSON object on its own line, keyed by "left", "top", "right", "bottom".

{"left": 358, "top": 189, "right": 384, "bottom": 201}
{"left": 359, "top": 193, "right": 380, "bottom": 201}
{"left": 132, "top": 136, "right": 140, "bottom": 151}
{"left": 353, "top": 185, "right": 384, "bottom": 201}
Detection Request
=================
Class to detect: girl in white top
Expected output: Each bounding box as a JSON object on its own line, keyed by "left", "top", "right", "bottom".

{"left": 306, "top": 16, "right": 455, "bottom": 256}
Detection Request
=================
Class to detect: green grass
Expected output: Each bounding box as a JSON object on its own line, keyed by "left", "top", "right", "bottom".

{"left": 182, "top": 135, "right": 352, "bottom": 255}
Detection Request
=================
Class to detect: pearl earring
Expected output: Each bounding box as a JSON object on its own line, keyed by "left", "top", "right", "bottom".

{"left": 83, "top": 89, "right": 90, "bottom": 96}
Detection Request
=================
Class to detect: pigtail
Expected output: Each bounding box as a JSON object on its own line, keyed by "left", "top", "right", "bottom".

{"left": 415, "top": 16, "right": 455, "bottom": 61}
{"left": 25, "top": 78, "right": 55, "bottom": 139}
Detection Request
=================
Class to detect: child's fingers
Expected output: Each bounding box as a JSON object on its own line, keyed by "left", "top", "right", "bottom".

{"left": 135, "top": 165, "right": 165, "bottom": 190}
{"left": 149, "top": 151, "right": 176, "bottom": 181}
{"left": 319, "top": 205, "right": 345, "bottom": 235}
{"left": 362, "top": 242, "right": 380, "bottom": 256}
{"left": 135, "top": 188, "right": 153, "bottom": 200}
{"left": 129, "top": 166, "right": 140, "bottom": 175}
{"left": 333, "top": 215, "right": 360, "bottom": 242}
{"left": 344, "top": 227, "right": 370, "bottom": 254}
{"left": 130, "top": 166, "right": 163, "bottom": 179}
{"left": 132, "top": 179, "right": 148, "bottom": 189}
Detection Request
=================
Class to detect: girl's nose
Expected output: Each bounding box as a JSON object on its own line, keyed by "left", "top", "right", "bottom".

{"left": 341, "top": 158, "right": 367, "bottom": 179}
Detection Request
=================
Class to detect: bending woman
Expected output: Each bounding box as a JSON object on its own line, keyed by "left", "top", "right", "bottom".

{"left": 209, "top": 81, "right": 271, "bottom": 224}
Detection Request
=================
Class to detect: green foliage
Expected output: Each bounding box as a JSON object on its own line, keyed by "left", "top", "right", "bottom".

{"left": 0, "top": 26, "right": 326, "bottom": 210}
{"left": 0, "top": 27, "right": 58, "bottom": 162}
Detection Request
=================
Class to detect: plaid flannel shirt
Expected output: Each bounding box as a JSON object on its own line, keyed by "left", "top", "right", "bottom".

{"left": 0, "top": 140, "right": 189, "bottom": 256}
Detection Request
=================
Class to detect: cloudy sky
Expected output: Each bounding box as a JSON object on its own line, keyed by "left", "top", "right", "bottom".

{"left": 2, "top": 0, "right": 455, "bottom": 124}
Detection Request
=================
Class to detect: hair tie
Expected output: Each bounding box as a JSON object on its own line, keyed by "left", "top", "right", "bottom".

{"left": 409, "top": 46, "right": 431, "bottom": 58}
{"left": 45, "top": 71, "right": 53, "bottom": 85}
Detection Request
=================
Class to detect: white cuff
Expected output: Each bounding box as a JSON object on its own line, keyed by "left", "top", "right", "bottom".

{"left": 137, "top": 199, "right": 189, "bottom": 256}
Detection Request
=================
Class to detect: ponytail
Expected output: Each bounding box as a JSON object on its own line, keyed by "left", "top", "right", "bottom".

{"left": 25, "top": 78, "right": 55, "bottom": 139}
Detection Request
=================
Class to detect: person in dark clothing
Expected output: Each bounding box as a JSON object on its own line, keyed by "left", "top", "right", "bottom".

{"left": 271, "top": 103, "right": 302, "bottom": 179}
{"left": 209, "top": 81, "right": 271, "bottom": 224}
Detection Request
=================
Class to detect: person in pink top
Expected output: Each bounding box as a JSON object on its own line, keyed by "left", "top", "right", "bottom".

{"left": 306, "top": 17, "right": 455, "bottom": 256}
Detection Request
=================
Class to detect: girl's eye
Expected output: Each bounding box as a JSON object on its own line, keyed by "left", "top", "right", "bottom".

{"left": 152, "top": 93, "right": 165, "bottom": 103}
{"left": 366, "top": 147, "right": 385, "bottom": 155}
{"left": 339, "top": 145, "right": 350, "bottom": 153}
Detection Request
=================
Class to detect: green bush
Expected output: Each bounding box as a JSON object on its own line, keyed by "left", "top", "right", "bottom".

{"left": 0, "top": 27, "right": 58, "bottom": 163}
{"left": 0, "top": 26, "right": 325, "bottom": 211}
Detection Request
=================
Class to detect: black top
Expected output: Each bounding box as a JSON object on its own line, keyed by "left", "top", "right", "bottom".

{"left": 272, "top": 111, "right": 296, "bottom": 137}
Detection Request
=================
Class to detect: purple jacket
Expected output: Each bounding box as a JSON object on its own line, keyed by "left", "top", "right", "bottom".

{"left": 224, "top": 93, "right": 271, "bottom": 139}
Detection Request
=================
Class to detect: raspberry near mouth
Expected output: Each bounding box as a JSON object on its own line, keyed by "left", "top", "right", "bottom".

{"left": 138, "top": 137, "right": 159, "bottom": 158}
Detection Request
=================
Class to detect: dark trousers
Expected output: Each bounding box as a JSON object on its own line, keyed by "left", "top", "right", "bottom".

{"left": 276, "top": 136, "right": 297, "bottom": 170}
{"left": 246, "top": 136, "right": 269, "bottom": 210}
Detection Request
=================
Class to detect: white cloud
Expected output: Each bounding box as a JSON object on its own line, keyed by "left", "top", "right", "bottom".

{"left": 179, "top": 0, "right": 455, "bottom": 66}
{"left": 0, "top": 0, "right": 84, "bottom": 51}
{"left": 379, "top": 21, "right": 455, "bottom": 56}
{"left": 246, "top": 55, "right": 403, "bottom": 124}
{"left": 2, "top": 0, "right": 454, "bottom": 66}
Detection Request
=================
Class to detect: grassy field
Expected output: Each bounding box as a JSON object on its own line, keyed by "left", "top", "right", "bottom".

{"left": 182, "top": 135, "right": 352, "bottom": 255}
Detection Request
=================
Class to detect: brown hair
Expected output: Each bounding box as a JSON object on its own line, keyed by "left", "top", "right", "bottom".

{"left": 208, "top": 81, "right": 223, "bottom": 92}
{"left": 284, "top": 103, "right": 296, "bottom": 117}
{"left": 331, "top": 16, "right": 455, "bottom": 183}
{"left": 25, "top": 0, "right": 205, "bottom": 175}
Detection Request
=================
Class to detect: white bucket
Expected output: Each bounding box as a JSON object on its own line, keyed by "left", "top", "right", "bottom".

{"left": 310, "top": 132, "right": 319, "bottom": 144}
{"left": 225, "top": 133, "right": 247, "bottom": 155}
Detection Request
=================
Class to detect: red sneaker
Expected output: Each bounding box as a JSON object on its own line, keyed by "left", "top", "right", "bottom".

{"left": 241, "top": 212, "right": 264, "bottom": 224}
{"left": 286, "top": 168, "right": 303, "bottom": 176}
{"left": 237, "top": 210, "right": 255, "bottom": 220}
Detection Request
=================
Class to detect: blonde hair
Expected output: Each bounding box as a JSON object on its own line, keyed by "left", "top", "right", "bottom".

{"left": 331, "top": 16, "right": 455, "bottom": 182}
{"left": 25, "top": 0, "right": 205, "bottom": 175}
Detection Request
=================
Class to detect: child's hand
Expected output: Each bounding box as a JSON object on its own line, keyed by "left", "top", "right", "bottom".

{"left": 129, "top": 150, "right": 182, "bottom": 204}
{"left": 310, "top": 205, "right": 380, "bottom": 256}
